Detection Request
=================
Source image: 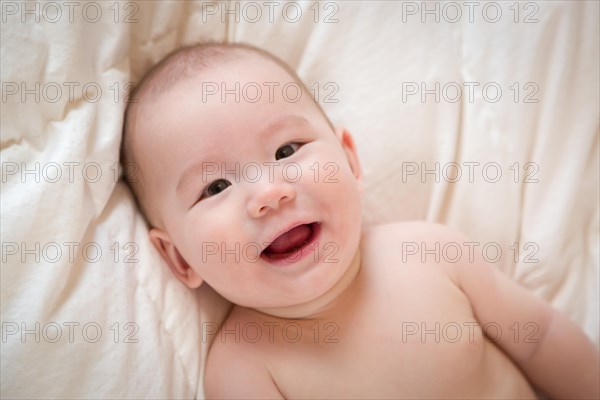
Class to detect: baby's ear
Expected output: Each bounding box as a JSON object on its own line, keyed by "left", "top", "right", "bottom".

{"left": 149, "top": 229, "right": 203, "bottom": 289}
{"left": 335, "top": 127, "right": 363, "bottom": 187}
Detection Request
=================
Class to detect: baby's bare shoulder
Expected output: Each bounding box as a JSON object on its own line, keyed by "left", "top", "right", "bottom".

{"left": 360, "top": 221, "right": 471, "bottom": 284}
{"left": 362, "top": 220, "right": 469, "bottom": 258}
{"left": 363, "top": 220, "right": 466, "bottom": 241}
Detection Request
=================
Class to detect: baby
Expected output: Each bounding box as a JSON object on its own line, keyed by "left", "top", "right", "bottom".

{"left": 121, "top": 42, "right": 599, "bottom": 399}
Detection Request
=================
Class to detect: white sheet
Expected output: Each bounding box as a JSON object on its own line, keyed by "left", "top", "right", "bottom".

{"left": 1, "top": 1, "right": 598, "bottom": 398}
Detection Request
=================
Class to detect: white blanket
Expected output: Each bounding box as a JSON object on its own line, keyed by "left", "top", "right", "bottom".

{"left": 1, "top": 1, "right": 598, "bottom": 398}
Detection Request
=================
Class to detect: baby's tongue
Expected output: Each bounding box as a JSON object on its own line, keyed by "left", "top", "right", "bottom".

{"left": 265, "top": 224, "right": 312, "bottom": 254}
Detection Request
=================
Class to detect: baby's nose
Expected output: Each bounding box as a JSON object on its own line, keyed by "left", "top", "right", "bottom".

{"left": 247, "top": 180, "right": 296, "bottom": 218}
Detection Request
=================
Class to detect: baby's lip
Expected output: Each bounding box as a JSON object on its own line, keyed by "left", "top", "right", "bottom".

{"left": 260, "top": 222, "right": 321, "bottom": 263}
{"left": 261, "top": 221, "right": 320, "bottom": 252}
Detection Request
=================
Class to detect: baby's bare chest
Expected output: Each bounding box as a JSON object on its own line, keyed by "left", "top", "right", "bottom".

{"left": 271, "top": 268, "right": 484, "bottom": 397}
{"left": 264, "top": 269, "right": 497, "bottom": 397}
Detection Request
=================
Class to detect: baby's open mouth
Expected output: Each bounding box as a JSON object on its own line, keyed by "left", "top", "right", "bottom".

{"left": 261, "top": 222, "right": 321, "bottom": 263}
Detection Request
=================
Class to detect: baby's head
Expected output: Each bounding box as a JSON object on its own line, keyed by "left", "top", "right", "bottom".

{"left": 122, "top": 42, "right": 363, "bottom": 316}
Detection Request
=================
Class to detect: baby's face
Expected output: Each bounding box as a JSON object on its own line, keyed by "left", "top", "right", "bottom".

{"left": 138, "top": 56, "right": 362, "bottom": 312}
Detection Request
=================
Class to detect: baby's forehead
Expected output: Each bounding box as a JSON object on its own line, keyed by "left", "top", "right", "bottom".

{"left": 137, "top": 56, "right": 299, "bottom": 128}
{"left": 136, "top": 53, "right": 313, "bottom": 138}
{"left": 165, "top": 50, "right": 291, "bottom": 91}
{"left": 143, "top": 53, "right": 332, "bottom": 143}
{"left": 132, "top": 46, "right": 325, "bottom": 145}
{"left": 198, "top": 56, "right": 293, "bottom": 87}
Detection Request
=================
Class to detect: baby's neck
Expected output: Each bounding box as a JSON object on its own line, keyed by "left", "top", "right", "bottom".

{"left": 252, "top": 248, "right": 362, "bottom": 320}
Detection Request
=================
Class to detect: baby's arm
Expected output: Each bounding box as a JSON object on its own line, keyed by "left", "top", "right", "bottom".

{"left": 448, "top": 228, "right": 600, "bottom": 399}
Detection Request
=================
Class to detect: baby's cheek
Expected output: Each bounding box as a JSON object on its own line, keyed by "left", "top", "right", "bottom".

{"left": 180, "top": 216, "right": 224, "bottom": 257}
{"left": 299, "top": 149, "right": 354, "bottom": 186}
{"left": 327, "top": 157, "right": 360, "bottom": 192}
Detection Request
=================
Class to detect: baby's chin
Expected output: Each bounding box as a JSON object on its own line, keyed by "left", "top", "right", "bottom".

{"left": 229, "top": 252, "right": 361, "bottom": 318}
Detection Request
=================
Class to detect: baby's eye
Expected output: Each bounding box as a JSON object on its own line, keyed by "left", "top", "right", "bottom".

{"left": 201, "top": 179, "right": 231, "bottom": 199}
{"left": 275, "top": 143, "right": 301, "bottom": 160}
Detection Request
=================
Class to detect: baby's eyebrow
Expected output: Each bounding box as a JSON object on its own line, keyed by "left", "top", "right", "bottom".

{"left": 259, "top": 114, "right": 310, "bottom": 139}
{"left": 176, "top": 115, "right": 310, "bottom": 196}
{"left": 176, "top": 154, "right": 220, "bottom": 196}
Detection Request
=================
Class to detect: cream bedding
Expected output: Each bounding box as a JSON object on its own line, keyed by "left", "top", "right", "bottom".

{"left": 1, "top": 1, "right": 598, "bottom": 398}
